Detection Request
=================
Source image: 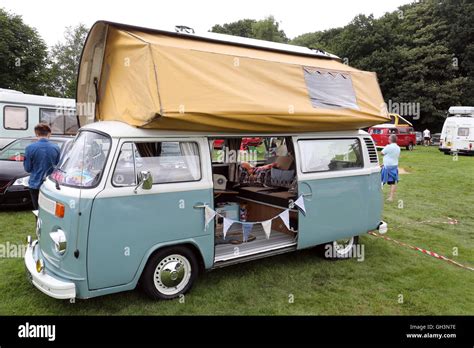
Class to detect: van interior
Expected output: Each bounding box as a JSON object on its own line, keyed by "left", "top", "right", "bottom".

{"left": 210, "top": 137, "right": 299, "bottom": 264}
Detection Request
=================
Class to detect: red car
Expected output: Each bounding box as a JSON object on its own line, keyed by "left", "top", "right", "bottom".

{"left": 213, "top": 138, "right": 262, "bottom": 150}
{"left": 368, "top": 124, "right": 416, "bottom": 150}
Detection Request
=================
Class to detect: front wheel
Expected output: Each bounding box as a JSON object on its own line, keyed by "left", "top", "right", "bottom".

{"left": 141, "top": 246, "right": 198, "bottom": 300}
{"left": 323, "top": 236, "right": 360, "bottom": 260}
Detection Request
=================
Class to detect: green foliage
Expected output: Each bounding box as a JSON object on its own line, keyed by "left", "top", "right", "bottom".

{"left": 211, "top": 16, "right": 288, "bottom": 43}
{"left": 48, "top": 24, "right": 89, "bottom": 98}
{"left": 210, "top": 19, "right": 256, "bottom": 38}
{"left": 291, "top": 0, "right": 474, "bottom": 131}
{"left": 0, "top": 8, "right": 50, "bottom": 95}
{"left": 251, "top": 16, "right": 289, "bottom": 43}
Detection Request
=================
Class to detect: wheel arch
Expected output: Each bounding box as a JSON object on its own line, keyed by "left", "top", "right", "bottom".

{"left": 134, "top": 240, "right": 206, "bottom": 286}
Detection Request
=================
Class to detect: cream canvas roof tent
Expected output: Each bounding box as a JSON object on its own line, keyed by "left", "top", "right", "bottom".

{"left": 77, "top": 21, "right": 390, "bottom": 133}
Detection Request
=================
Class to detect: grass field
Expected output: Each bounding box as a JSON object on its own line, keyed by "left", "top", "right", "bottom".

{"left": 0, "top": 146, "right": 473, "bottom": 315}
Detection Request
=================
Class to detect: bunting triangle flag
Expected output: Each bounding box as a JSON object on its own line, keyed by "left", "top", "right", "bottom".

{"left": 294, "top": 195, "right": 306, "bottom": 215}
{"left": 261, "top": 219, "right": 272, "bottom": 240}
{"left": 242, "top": 223, "right": 253, "bottom": 242}
{"left": 204, "top": 206, "right": 216, "bottom": 230}
{"left": 223, "top": 218, "right": 233, "bottom": 239}
{"left": 279, "top": 209, "right": 290, "bottom": 230}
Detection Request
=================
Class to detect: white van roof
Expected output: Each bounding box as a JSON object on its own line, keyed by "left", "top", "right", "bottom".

{"left": 0, "top": 89, "right": 75, "bottom": 108}
{"left": 83, "top": 121, "right": 369, "bottom": 138}
{"left": 448, "top": 106, "right": 474, "bottom": 116}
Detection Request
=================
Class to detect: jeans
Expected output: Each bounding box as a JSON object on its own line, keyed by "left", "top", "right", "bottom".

{"left": 29, "top": 189, "right": 40, "bottom": 210}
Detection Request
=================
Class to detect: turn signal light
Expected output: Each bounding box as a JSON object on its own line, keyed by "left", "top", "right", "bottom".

{"left": 55, "top": 203, "right": 65, "bottom": 218}
{"left": 36, "top": 259, "right": 44, "bottom": 273}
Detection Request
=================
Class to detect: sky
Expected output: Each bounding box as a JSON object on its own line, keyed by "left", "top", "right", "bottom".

{"left": 2, "top": 0, "right": 413, "bottom": 46}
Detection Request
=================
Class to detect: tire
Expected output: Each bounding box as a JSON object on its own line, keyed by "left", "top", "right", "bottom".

{"left": 406, "top": 143, "right": 414, "bottom": 151}
{"left": 141, "top": 246, "right": 198, "bottom": 300}
{"left": 323, "top": 236, "right": 360, "bottom": 260}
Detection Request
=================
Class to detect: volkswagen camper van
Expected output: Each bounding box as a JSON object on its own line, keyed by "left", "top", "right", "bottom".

{"left": 368, "top": 114, "right": 416, "bottom": 150}
{"left": 24, "top": 21, "right": 389, "bottom": 301}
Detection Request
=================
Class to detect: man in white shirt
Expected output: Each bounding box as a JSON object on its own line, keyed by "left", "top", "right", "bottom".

{"left": 423, "top": 128, "right": 431, "bottom": 146}
{"left": 381, "top": 135, "right": 401, "bottom": 202}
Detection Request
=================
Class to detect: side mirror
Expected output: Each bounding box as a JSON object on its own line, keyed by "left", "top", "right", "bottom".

{"left": 134, "top": 170, "right": 153, "bottom": 193}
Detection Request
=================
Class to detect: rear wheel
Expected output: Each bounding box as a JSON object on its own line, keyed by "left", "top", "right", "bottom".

{"left": 323, "top": 236, "right": 360, "bottom": 260}
{"left": 141, "top": 246, "right": 198, "bottom": 300}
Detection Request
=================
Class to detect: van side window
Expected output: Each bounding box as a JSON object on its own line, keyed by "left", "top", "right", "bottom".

{"left": 113, "top": 141, "right": 201, "bottom": 186}
{"left": 458, "top": 128, "right": 469, "bottom": 136}
{"left": 113, "top": 143, "right": 137, "bottom": 186}
{"left": 4, "top": 106, "right": 28, "bottom": 130}
{"left": 398, "top": 128, "right": 408, "bottom": 134}
{"left": 40, "top": 108, "right": 78, "bottom": 135}
{"left": 299, "top": 138, "right": 363, "bottom": 173}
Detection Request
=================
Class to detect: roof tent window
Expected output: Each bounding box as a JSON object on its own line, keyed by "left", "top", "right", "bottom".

{"left": 4, "top": 106, "right": 28, "bottom": 130}
{"left": 303, "top": 67, "right": 359, "bottom": 110}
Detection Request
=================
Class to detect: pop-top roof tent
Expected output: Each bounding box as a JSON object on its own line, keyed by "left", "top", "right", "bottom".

{"left": 76, "top": 21, "right": 390, "bottom": 133}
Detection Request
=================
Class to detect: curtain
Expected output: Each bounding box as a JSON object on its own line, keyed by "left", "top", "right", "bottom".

{"left": 136, "top": 142, "right": 161, "bottom": 157}
{"left": 179, "top": 142, "right": 201, "bottom": 180}
{"left": 227, "top": 138, "right": 241, "bottom": 182}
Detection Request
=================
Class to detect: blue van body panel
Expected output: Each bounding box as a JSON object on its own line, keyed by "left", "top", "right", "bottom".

{"left": 86, "top": 188, "right": 214, "bottom": 290}
{"left": 297, "top": 172, "right": 382, "bottom": 249}
{"left": 37, "top": 181, "right": 94, "bottom": 299}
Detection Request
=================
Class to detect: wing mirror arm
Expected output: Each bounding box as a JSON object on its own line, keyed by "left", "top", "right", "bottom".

{"left": 134, "top": 170, "right": 153, "bottom": 194}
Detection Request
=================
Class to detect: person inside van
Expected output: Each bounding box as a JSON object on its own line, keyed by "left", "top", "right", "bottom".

{"left": 423, "top": 128, "right": 431, "bottom": 146}
{"left": 380, "top": 134, "right": 400, "bottom": 202}
{"left": 23, "top": 123, "right": 61, "bottom": 210}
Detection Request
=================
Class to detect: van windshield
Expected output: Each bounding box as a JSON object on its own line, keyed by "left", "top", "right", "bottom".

{"left": 51, "top": 131, "right": 110, "bottom": 188}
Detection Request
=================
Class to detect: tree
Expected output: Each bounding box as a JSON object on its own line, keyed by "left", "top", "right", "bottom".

{"left": 251, "top": 16, "right": 288, "bottom": 43}
{"left": 0, "top": 8, "right": 50, "bottom": 94}
{"left": 49, "top": 24, "right": 89, "bottom": 98}
{"left": 210, "top": 16, "right": 288, "bottom": 43}
{"left": 290, "top": 0, "right": 473, "bottom": 130}
{"left": 210, "top": 19, "right": 256, "bottom": 38}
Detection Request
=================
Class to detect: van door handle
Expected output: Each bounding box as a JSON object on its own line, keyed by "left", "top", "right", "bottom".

{"left": 299, "top": 182, "right": 313, "bottom": 200}
{"left": 193, "top": 203, "right": 208, "bottom": 209}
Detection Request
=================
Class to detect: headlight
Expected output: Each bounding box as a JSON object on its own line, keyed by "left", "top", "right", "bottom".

{"left": 49, "top": 229, "right": 67, "bottom": 255}
{"left": 13, "top": 176, "right": 29, "bottom": 187}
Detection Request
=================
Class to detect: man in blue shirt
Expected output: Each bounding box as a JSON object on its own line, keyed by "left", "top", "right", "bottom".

{"left": 24, "top": 124, "right": 60, "bottom": 210}
{"left": 381, "top": 134, "right": 401, "bottom": 202}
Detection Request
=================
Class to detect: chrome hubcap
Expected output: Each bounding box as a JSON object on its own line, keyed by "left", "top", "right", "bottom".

{"left": 333, "top": 237, "right": 355, "bottom": 256}
{"left": 153, "top": 254, "right": 191, "bottom": 295}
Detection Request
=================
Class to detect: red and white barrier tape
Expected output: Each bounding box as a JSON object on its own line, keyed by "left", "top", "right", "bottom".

{"left": 390, "top": 217, "right": 459, "bottom": 227}
{"left": 368, "top": 231, "right": 474, "bottom": 272}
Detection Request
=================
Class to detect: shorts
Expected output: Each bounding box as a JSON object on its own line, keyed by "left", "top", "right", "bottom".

{"left": 381, "top": 165, "right": 399, "bottom": 185}
{"left": 424, "top": 137, "right": 430, "bottom": 140}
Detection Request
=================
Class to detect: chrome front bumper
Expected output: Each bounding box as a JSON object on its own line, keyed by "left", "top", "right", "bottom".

{"left": 24, "top": 241, "right": 76, "bottom": 300}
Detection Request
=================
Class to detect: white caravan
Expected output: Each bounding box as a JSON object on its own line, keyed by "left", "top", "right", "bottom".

{"left": 439, "top": 106, "right": 474, "bottom": 155}
{"left": 0, "top": 89, "right": 76, "bottom": 149}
